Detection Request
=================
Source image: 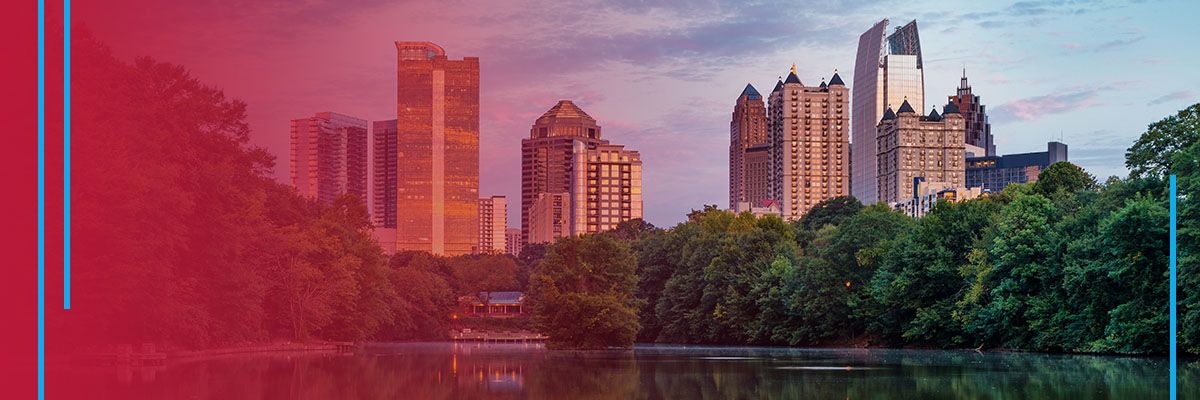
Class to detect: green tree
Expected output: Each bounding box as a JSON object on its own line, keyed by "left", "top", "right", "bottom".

{"left": 1036, "top": 161, "right": 1097, "bottom": 196}
{"left": 528, "top": 235, "right": 641, "bottom": 349}
{"left": 1126, "top": 103, "right": 1200, "bottom": 179}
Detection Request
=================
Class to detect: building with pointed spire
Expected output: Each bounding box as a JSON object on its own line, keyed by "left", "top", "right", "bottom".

{"left": 730, "top": 83, "right": 769, "bottom": 211}
{"left": 521, "top": 100, "right": 643, "bottom": 244}
{"left": 767, "top": 66, "right": 850, "bottom": 220}
{"left": 949, "top": 69, "right": 994, "bottom": 157}
{"left": 852, "top": 19, "right": 926, "bottom": 204}
{"left": 876, "top": 99, "right": 966, "bottom": 204}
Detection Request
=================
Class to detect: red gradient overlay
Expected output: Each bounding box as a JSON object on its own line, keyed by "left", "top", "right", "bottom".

{"left": 0, "top": 0, "right": 41, "bottom": 397}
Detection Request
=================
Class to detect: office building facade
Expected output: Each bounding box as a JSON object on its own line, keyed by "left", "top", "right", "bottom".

{"left": 966, "top": 142, "right": 1069, "bottom": 192}
{"left": 372, "top": 119, "right": 398, "bottom": 228}
{"left": 730, "top": 84, "right": 769, "bottom": 211}
{"left": 393, "top": 41, "right": 480, "bottom": 256}
{"left": 521, "top": 100, "right": 643, "bottom": 243}
{"left": 852, "top": 19, "right": 925, "bottom": 203}
{"left": 290, "top": 112, "right": 368, "bottom": 205}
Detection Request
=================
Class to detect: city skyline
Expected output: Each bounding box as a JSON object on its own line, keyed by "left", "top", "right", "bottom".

{"left": 78, "top": 0, "right": 1200, "bottom": 227}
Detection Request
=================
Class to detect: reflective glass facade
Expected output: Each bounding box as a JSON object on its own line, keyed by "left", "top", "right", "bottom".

{"left": 852, "top": 19, "right": 926, "bottom": 204}
{"left": 394, "top": 42, "right": 479, "bottom": 256}
{"left": 290, "top": 112, "right": 368, "bottom": 205}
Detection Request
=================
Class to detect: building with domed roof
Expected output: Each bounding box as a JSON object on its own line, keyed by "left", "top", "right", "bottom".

{"left": 521, "top": 100, "right": 642, "bottom": 244}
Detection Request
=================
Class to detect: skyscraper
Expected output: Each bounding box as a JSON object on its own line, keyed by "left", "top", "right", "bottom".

{"left": 730, "top": 83, "right": 768, "bottom": 211}
{"left": 521, "top": 100, "right": 643, "bottom": 243}
{"left": 290, "top": 112, "right": 368, "bottom": 205}
{"left": 949, "top": 70, "right": 994, "bottom": 157}
{"left": 767, "top": 66, "right": 850, "bottom": 220}
{"left": 852, "top": 19, "right": 925, "bottom": 204}
{"left": 875, "top": 100, "right": 966, "bottom": 204}
{"left": 372, "top": 119, "right": 398, "bottom": 228}
{"left": 476, "top": 196, "right": 507, "bottom": 254}
{"left": 394, "top": 42, "right": 479, "bottom": 256}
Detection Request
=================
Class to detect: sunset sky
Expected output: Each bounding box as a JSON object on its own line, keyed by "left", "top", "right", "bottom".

{"left": 78, "top": 0, "right": 1200, "bottom": 227}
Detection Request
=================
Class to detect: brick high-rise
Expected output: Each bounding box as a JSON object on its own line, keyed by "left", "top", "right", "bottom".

{"left": 393, "top": 42, "right": 479, "bottom": 256}
{"left": 875, "top": 99, "right": 966, "bottom": 204}
{"left": 730, "top": 83, "right": 768, "bottom": 211}
{"left": 767, "top": 66, "right": 850, "bottom": 220}
{"left": 521, "top": 100, "right": 643, "bottom": 243}
{"left": 290, "top": 112, "right": 368, "bottom": 205}
{"left": 948, "top": 70, "right": 994, "bottom": 157}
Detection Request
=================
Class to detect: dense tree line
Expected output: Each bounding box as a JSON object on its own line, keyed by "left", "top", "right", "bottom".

{"left": 534, "top": 104, "right": 1198, "bottom": 353}
{"left": 64, "top": 31, "right": 1196, "bottom": 355}
{"left": 60, "top": 32, "right": 523, "bottom": 350}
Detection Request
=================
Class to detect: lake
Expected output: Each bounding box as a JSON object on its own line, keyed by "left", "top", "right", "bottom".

{"left": 55, "top": 342, "right": 1197, "bottom": 399}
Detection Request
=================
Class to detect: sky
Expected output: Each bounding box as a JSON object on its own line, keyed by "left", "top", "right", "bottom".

{"left": 79, "top": 0, "right": 1200, "bottom": 228}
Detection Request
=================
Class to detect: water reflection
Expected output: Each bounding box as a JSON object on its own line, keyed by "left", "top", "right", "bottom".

{"left": 50, "top": 343, "right": 1195, "bottom": 399}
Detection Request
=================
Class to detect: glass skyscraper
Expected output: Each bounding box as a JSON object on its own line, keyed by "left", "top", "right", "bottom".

{"left": 851, "top": 19, "right": 925, "bottom": 204}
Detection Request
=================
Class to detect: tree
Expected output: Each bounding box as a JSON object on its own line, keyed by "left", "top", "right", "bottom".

{"left": 528, "top": 235, "right": 641, "bottom": 349}
{"left": 1036, "top": 162, "right": 1097, "bottom": 196}
{"left": 1126, "top": 103, "right": 1200, "bottom": 179}
{"left": 795, "top": 195, "right": 864, "bottom": 233}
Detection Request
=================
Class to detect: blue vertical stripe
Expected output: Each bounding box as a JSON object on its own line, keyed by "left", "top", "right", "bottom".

{"left": 1170, "top": 174, "right": 1177, "bottom": 400}
{"left": 64, "top": 0, "right": 71, "bottom": 310}
{"left": 37, "top": 0, "right": 47, "bottom": 397}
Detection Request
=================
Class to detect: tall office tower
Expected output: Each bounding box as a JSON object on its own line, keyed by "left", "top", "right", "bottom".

{"left": 766, "top": 67, "right": 850, "bottom": 220}
{"left": 290, "top": 112, "right": 368, "bottom": 205}
{"left": 852, "top": 19, "right": 925, "bottom": 203}
{"left": 522, "top": 100, "right": 643, "bottom": 243}
{"left": 372, "top": 119, "right": 398, "bottom": 228}
{"left": 476, "top": 196, "right": 507, "bottom": 254}
{"left": 875, "top": 100, "right": 966, "bottom": 204}
{"left": 505, "top": 228, "right": 522, "bottom": 256}
{"left": 730, "top": 83, "right": 768, "bottom": 211}
{"left": 948, "top": 70, "right": 994, "bottom": 157}
{"left": 394, "top": 42, "right": 480, "bottom": 256}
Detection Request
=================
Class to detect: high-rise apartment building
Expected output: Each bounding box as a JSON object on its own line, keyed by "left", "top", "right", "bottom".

{"left": 966, "top": 142, "right": 1068, "bottom": 192}
{"left": 290, "top": 112, "right": 368, "bottom": 205}
{"left": 852, "top": 19, "right": 925, "bottom": 204}
{"left": 875, "top": 100, "right": 966, "bottom": 204}
{"left": 949, "top": 70, "right": 994, "bottom": 157}
{"left": 767, "top": 67, "right": 850, "bottom": 220}
{"left": 393, "top": 42, "right": 479, "bottom": 256}
{"left": 476, "top": 196, "right": 507, "bottom": 254}
{"left": 730, "top": 84, "right": 769, "bottom": 211}
{"left": 521, "top": 100, "right": 643, "bottom": 243}
{"left": 372, "top": 119, "right": 398, "bottom": 228}
{"left": 505, "top": 228, "right": 522, "bottom": 256}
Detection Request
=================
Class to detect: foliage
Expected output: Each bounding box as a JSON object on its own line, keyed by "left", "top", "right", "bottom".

{"left": 1126, "top": 103, "right": 1200, "bottom": 179}
{"left": 527, "top": 235, "right": 641, "bottom": 349}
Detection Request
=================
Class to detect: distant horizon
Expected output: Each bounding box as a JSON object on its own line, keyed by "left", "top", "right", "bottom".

{"left": 77, "top": 0, "right": 1200, "bottom": 228}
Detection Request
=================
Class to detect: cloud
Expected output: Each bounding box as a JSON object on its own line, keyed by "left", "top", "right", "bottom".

{"left": 1147, "top": 90, "right": 1196, "bottom": 106}
{"left": 992, "top": 87, "right": 1105, "bottom": 122}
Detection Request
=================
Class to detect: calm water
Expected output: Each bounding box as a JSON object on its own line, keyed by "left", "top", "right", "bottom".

{"left": 56, "top": 342, "right": 1198, "bottom": 399}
